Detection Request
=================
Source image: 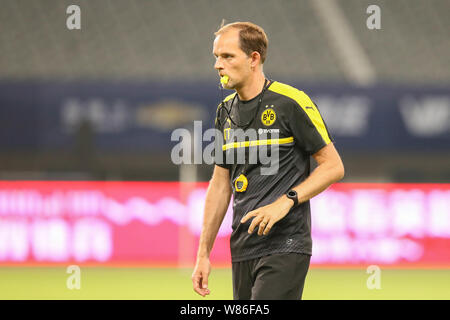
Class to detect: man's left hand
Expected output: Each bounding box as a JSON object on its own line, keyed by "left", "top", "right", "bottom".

{"left": 240, "top": 197, "right": 294, "bottom": 236}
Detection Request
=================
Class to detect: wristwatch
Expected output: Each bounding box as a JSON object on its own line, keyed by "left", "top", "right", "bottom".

{"left": 286, "top": 189, "right": 299, "bottom": 208}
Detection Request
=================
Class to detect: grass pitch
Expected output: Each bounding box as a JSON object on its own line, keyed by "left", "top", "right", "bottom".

{"left": 0, "top": 267, "right": 449, "bottom": 300}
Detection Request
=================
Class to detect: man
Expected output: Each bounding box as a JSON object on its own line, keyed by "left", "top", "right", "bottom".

{"left": 191, "top": 21, "right": 344, "bottom": 300}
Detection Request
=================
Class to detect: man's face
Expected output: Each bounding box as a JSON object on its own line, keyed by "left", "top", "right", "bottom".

{"left": 213, "top": 29, "right": 252, "bottom": 89}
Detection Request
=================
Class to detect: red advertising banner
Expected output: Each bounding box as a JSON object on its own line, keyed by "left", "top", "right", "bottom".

{"left": 0, "top": 181, "right": 449, "bottom": 267}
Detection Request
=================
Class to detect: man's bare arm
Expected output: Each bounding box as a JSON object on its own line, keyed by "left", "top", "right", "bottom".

{"left": 242, "top": 142, "right": 344, "bottom": 235}
{"left": 291, "top": 141, "right": 344, "bottom": 203}
{"left": 197, "top": 165, "right": 232, "bottom": 257}
{"left": 192, "top": 165, "right": 232, "bottom": 297}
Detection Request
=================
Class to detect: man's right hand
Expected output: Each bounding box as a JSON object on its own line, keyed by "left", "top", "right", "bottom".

{"left": 191, "top": 257, "right": 211, "bottom": 297}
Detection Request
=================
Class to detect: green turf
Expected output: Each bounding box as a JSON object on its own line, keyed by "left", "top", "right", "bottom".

{"left": 0, "top": 267, "right": 449, "bottom": 299}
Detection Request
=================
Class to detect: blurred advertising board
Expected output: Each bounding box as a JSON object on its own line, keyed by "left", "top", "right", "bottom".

{"left": 0, "top": 81, "right": 449, "bottom": 152}
{"left": 0, "top": 181, "right": 449, "bottom": 267}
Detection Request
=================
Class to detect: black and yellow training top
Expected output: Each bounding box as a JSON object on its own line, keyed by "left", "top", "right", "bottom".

{"left": 214, "top": 80, "right": 333, "bottom": 262}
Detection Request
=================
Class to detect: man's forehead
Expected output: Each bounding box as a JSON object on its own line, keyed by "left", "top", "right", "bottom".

{"left": 213, "top": 29, "right": 240, "bottom": 52}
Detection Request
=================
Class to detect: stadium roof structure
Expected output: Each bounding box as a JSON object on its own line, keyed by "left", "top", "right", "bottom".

{"left": 0, "top": 0, "right": 449, "bottom": 85}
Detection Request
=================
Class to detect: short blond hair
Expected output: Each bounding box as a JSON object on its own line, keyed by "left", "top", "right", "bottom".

{"left": 215, "top": 21, "right": 268, "bottom": 64}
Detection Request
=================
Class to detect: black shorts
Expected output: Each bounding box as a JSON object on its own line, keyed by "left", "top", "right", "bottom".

{"left": 231, "top": 252, "right": 311, "bottom": 300}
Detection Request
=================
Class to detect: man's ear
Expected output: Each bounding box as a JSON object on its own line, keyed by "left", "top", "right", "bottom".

{"left": 250, "top": 51, "right": 261, "bottom": 68}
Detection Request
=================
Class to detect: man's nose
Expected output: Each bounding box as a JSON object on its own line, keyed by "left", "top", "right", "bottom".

{"left": 214, "top": 57, "right": 223, "bottom": 70}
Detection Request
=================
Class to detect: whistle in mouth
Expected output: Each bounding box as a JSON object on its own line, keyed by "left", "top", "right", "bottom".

{"left": 220, "top": 75, "right": 229, "bottom": 84}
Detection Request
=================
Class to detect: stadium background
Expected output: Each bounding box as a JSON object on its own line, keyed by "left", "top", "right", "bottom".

{"left": 0, "top": 0, "right": 449, "bottom": 299}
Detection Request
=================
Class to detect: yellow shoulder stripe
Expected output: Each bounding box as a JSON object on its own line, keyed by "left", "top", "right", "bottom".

{"left": 215, "top": 93, "right": 236, "bottom": 113}
{"left": 224, "top": 92, "right": 236, "bottom": 102}
{"left": 215, "top": 93, "right": 237, "bottom": 125}
{"left": 268, "top": 82, "right": 331, "bottom": 144}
